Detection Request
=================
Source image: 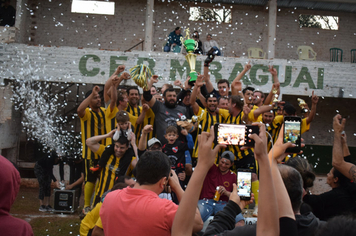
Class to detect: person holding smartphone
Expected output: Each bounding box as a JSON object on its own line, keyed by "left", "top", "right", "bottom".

{"left": 197, "top": 151, "right": 245, "bottom": 225}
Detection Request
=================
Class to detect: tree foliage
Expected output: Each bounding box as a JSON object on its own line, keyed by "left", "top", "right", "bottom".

{"left": 190, "top": 7, "right": 231, "bottom": 23}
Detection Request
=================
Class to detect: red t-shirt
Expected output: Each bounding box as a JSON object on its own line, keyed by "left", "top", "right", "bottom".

{"left": 100, "top": 187, "right": 178, "bottom": 236}
{"left": 199, "top": 164, "right": 237, "bottom": 202}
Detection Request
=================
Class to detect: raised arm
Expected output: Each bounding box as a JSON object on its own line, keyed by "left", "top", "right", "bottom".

{"left": 172, "top": 128, "right": 224, "bottom": 236}
{"left": 143, "top": 75, "right": 158, "bottom": 108}
{"left": 332, "top": 115, "right": 356, "bottom": 182}
{"left": 86, "top": 130, "right": 115, "bottom": 153}
{"left": 197, "top": 87, "right": 207, "bottom": 108}
{"left": 269, "top": 125, "right": 296, "bottom": 220}
{"left": 138, "top": 125, "right": 153, "bottom": 151}
{"left": 231, "top": 62, "right": 251, "bottom": 96}
{"left": 341, "top": 133, "right": 351, "bottom": 158}
{"left": 264, "top": 66, "right": 280, "bottom": 105}
{"left": 109, "top": 76, "right": 120, "bottom": 112}
{"left": 305, "top": 91, "right": 319, "bottom": 125}
{"left": 252, "top": 105, "right": 273, "bottom": 120}
{"left": 77, "top": 86, "right": 100, "bottom": 118}
{"left": 203, "top": 64, "right": 214, "bottom": 93}
{"left": 136, "top": 103, "right": 149, "bottom": 125}
{"left": 190, "top": 74, "right": 204, "bottom": 115}
{"left": 249, "top": 123, "right": 279, "bottom": 236}
{"left": 104, "top": 65, "right": 125, "bottom": 103}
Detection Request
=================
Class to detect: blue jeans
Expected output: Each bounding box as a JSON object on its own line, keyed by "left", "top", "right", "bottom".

{"left": 198, "top": 199, "right": 244, "bottom": 223}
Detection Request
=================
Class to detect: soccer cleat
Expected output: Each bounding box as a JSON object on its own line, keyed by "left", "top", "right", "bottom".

{"left": 46, "top": 205, "right": 54, "bottom": 212}
{"left": 83, "top": 206, "right": 91, "bottom": 215}
{"left": 39, "top": 205, "right": 47, "bottom": 212}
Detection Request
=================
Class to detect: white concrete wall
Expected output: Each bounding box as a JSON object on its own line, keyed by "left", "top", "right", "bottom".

{"left": 0, "top": 44, "right": 355, "bottom": 99}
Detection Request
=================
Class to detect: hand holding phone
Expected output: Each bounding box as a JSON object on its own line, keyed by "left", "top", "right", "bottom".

{"left": 214, "top": 123, "right": 259, "bottom": 147}
{"left": 283, "top": 116, "right": 302, "bottom": 153}
{"left": 237, "top": 169, "right": 252, "bottom": 200}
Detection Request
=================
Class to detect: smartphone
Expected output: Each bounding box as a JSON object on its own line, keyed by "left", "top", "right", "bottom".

{"left": 283, "top": 116, "right": 302, "bottom": 153}
{"left": 237, "top": 169, "right": 252, "bottom": 200}
{"left": 214, "top": 123, "right": 259, "bottom": 147}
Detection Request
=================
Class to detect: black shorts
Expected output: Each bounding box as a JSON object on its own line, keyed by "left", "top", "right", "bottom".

{"left": 84, "top": 159, "right": 100, "bottom": 183}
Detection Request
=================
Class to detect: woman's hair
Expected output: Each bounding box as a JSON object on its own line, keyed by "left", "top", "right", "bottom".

{"left": 285, "top": 156, "right": 315, "bottom": 189}
{"left": 333, "top": 168, "right": 352, "bottom": 188}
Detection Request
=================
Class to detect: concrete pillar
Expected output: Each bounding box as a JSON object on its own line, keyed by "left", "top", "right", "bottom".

{"left": 267, "top": 0, "right": 277, "bottom": 59}
{"left": 14, "top": 0, "right": 23, "bottom": 42}
{"left": 144, "top": 0, "right": 154, "bottom": 51}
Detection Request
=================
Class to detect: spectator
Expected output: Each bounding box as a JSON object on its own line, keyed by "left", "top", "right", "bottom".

{"left": 0, "top": 155, "right": 33, "bottom": 236}
{"left": 316, "top": 215, "right": 356, "bottom": 236}
{"left": 165, "top": 27, "right": 182, "bottom": 53}
{"left": 202, "top": 123, "right": 299, "bottom": 236}
{"left": 303, "top": 166, "right": 356, "bottom": 221}
{"left": 33, "top": 142, "right": 62, "bottom": 212}
{"left": 80, "top": 181, "right": 130, "bottom": 236}
{"left": 192, "top": 31, "right": 203, "bottom": 55}
{"left": 203, "top": 34, "right": 221, "bottom": 56}
{"left": 197, "top": 150, "right": 243, "bottom": 224}
{"left": 100, "top": 151, "right": 203, "bottom": 235}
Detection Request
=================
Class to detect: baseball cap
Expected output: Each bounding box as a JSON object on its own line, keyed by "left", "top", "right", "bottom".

{"left": 221, "top": 151, "right": 235, "bottom": 163}
{"left": 147, "top": 138, "right": 162, "bottom": 149}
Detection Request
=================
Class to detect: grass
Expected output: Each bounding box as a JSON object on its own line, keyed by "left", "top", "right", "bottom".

{"left": 11, "top": 187, "right": 81, "bottom": 236}
{"left": 30, "top": 217, "right": 80, "bottom": 236}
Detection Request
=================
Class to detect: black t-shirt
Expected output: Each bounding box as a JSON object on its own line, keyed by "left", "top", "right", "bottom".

{"left": 162, "top": 140, "right": 187, "bottom": 172}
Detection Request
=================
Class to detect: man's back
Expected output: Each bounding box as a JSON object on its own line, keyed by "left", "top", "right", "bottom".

{"left": 100, "top": 187, "right": 178, "bottom": 236}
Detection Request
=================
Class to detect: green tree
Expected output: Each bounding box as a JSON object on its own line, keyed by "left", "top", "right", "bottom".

{"left": 299, "top": 14, "right": 322, "bottom": 28}
{"left": 191, "top": 7, "right": 231, "bottom": 23}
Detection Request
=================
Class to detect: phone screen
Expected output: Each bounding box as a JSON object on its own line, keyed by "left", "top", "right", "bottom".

{"left": 217, "top": 124, "right": 246, "bottom": 145}
{"left": 284, "top": 120, "right": 301, "bottom": 145}
{"left": 237, "top": 171, "right": 252, "bottom": 198}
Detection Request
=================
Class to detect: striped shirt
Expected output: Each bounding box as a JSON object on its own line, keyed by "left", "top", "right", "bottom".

{"left": 80, "top": 107, "right": 107, "bottom": 160}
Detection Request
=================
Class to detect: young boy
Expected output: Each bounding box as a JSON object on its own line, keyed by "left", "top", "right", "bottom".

{"left": 162, "top": 126, "right": 191, "bottom": 185}
{"left": 90, "top": 111, "right": 137, "bottom": 172}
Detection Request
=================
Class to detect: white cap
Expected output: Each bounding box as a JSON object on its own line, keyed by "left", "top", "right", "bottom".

{"left": 147, "top": 138, "right": 162, "bottom": 149}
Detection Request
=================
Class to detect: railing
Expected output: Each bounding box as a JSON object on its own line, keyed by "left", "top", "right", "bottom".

{"left": 124, "top": 40, "right": 144, "bottom": 52}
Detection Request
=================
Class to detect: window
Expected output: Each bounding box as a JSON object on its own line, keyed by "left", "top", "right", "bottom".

{"left": 299, "top": 14, "right": 339, "bottom": 30}
{"left": 189, "top": 6, "right": 231, "bottom": 24}
{"left": 71, "top": 0, "right": 115, "bottom": 15}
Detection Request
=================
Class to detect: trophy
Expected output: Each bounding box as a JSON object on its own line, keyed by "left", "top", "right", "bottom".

{"left": 272, "top": 88, "right": 279, "bottom": 103}
{"left": 297, "top": 98, "right": 309, "bottom": 113}
{"left": 180, "top": 28, "right": 198, "bottom": 86}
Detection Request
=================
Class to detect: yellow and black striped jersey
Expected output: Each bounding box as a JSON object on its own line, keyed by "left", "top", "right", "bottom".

{"left": 80, "top": 107, "right": 107, "bottom": 160}
{"left": 192, "top": 107, "right": 226, "bottom": 158}
{"left": 126, "top": 104, "right": 142, "bottom": 145}
{"left": 93, "top": 145, "right": 136, "bottom": 199}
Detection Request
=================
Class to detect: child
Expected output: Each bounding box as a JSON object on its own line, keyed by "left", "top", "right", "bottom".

{"left": 90, "top": 111, "right": 137, "bottom": 172}
{"left": 162, "top": 126, "right": 191, "bottom": 187}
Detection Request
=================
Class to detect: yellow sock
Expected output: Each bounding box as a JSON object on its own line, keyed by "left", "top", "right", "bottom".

{"left": 84, "top": 181, "right": 95, "bottom": 207}
{"left": 252, "top": 180, "right": 259, "bottom": 206}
